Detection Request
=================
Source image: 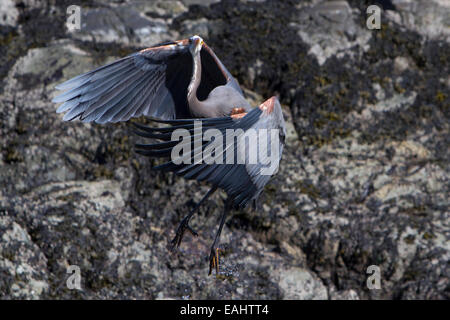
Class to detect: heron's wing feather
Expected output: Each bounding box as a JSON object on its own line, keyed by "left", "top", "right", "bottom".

{"left": 134, "top": 108, "right": 259, "bottom": 208}
{"left": 134, "top": 101, "right": 285, "bottom": 208}
{"left": 53, "top": 39, "right": 242, "bottom": 123}
{"left": 241, "top": 99, "right": 286, "bottom": 202}
{"left": 53, "top": 41, "right": 194, "bottom": 122}
{"left": 199, "top": 43, "right": 244, "bottom": 98}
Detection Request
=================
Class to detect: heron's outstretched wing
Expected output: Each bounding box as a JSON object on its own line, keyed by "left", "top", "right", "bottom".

{"left": 198, "top": 43, "right": 244, "bottom": 99}
{"left": 53, "top": 38, "right": 237, "bottom": 123}
{"left": 134, "top": 97, "right": 286, "bottom": 208}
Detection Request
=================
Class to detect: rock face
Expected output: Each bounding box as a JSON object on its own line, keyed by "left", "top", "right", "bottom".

{"left": 0, "top": 0, "right": 448, "bottom": 300}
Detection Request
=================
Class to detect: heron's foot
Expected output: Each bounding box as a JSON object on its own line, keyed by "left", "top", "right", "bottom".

{"left": 208, "top": 247, "right": 221, "bottom": 275}
{"left": 170, "top": 217, "right": 198, "bottom": 251}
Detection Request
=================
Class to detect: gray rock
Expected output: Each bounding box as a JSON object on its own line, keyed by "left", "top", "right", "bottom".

{"left": 0, "top": 0, "right": 19, "bottom": 27}
{"left": 294, "top": 1, "right": 372, "bottom": 65}
{"left": 391, "top": 0, "right": 450, "bottom": 41}
{"left": 329, "top": 289, "right": 359, "bottom": 300}
{"left": 70, "top": 4, "right": 181, "bottom": 46}
{"left": 180, "top": 18, "right": 211, "bottom": 39}
{"left": 0, "top": 0, "right": 448, "bottom": 300}
{"left": 0, "top": 216, "right": 49, "bottom": 299}
{"left": 274, "top": 267, "right": 328, "bottom": 299}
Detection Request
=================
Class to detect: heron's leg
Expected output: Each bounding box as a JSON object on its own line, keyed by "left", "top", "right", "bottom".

{"left": 209, "top": 198, "right": 232, "bottom": 275}
{"left": 170, "top": 186, "right": 218, "bottom": 251}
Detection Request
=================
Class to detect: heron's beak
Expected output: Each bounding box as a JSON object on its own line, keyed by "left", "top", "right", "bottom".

{"left": 196, "top": 38, "right": 203, "bottom": 51}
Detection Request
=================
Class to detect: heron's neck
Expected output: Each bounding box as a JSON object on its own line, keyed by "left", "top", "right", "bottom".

{"left": 187, "top": 51, "right": 211, "bottom": 117}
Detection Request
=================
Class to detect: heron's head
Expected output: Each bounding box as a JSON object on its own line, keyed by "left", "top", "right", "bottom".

{"left": 189, "top": 35, "right": 204, "bottom": 54}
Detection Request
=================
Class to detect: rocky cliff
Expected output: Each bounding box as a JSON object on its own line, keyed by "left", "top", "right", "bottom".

{"left": 0, "top": 0, "right": 448, "bottom": 299}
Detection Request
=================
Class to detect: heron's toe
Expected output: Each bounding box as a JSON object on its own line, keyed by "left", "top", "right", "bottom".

{"left": 208, "top": 248, "right": 221, "bottom": 276}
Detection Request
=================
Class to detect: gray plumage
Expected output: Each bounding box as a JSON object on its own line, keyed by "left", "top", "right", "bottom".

{"left": 53, "top": 35, "right": 286, "bottom": 275}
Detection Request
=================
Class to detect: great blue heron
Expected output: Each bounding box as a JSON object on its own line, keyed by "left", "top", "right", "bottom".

{"left": 53, "top": 35, "right": 286, "bottom": 275}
